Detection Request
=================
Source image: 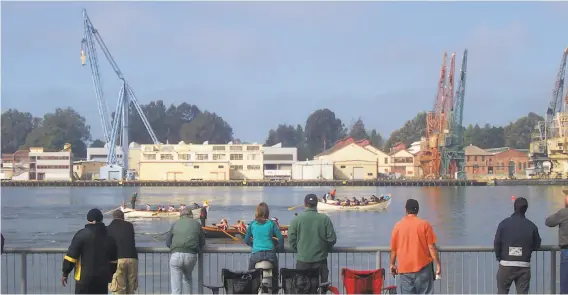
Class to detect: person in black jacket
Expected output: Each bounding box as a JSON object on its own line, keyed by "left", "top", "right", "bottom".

{"left": 62, "top": 209, "right": 118, "bottom": 294}
{"left": 1, "top": 233, "right": 4, "bottom": 254}
{"left": 493, "top": 197, "right": 541, "bottom": 294}
{"left": 107, "top": 210, "right": 138, "bottom": 294}
{"left": 199, "top": 202, "right": 208, "bottom": 227}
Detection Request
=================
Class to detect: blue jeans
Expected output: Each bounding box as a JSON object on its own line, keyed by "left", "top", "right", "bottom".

{"left": 248, "top": 251, "right": 279, "bottom": 294}
{"left": 561, "top": 249, "right": 568, "bottom": 294}
{"left": 399, "top": 262, "right": 434, "bottom": 294}
{"left": 170, "top": 252, "right": 198, "bottom": 294}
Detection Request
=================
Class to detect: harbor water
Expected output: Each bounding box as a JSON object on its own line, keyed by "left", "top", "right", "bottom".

{"left": 1, "top": 185, "right": 566, "bottom": 294}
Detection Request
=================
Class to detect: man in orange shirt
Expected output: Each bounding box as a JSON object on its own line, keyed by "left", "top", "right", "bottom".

{"left": 390, "top": 199, "right": 441, "bottom": 294}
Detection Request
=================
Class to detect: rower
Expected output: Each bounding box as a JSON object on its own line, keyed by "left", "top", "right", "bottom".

{"left": 371, "top": 195, "right": 378, "bottom": 202}
{"left": 131, "top": 193, "right": 137, "bottom": 209}
{"left": 146, "top": 204, "right": 152, "bottom": 211}
{"left": 352, "top": 197, "right": 360, "bottom": 206}
{"left": 168, "top": 205, "right": 175, "bottom": 212}
{"left": 193, "top": 203, "right": 200, "bottom": 209}
{"left": 218, "top": 218, "right": 229, "bottom": 230}
{"left": 179, "top": 204, "right": 186, "bottom": 211}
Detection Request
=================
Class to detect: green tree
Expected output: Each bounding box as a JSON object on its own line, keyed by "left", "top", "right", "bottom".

{"left": 304, "top": 109, "right": 346, "bottom": 158}
{"left": 369, "top": 129, "right": 384, "bottom": 148}
{"left": 1, "top": 109, "right": 36, "bottom": 153}
{"left": 384, "top": 112, "right": 427, "bottom": 149}
{"left": 265, "top": 124, "right": 302, "bottom": 147}
{"left": 179, "top": 111, "right": 233, "bottom": 144}
{"left": 90, "top": 139, "right": 106, "bottom": 148}
{"left": 504, "top": 112, "right": 544, "bottom": 149}
{"left": 24, "top": 107, "right": 91, "bottom": 158}
{"left": 349, "top": 117, "right": 368, "bottom": 141}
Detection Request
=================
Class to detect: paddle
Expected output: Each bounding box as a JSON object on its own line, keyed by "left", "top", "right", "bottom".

{"left": 103, "top": 207, "right": 119, "bottom": 215}
{"left": 288, "top": 205, "right": 303, "bottom": 211}
{"left": 221, "top": 229, "right": 239, "bottom": 241}
{"left": 152, "top": 231, "right": 170, "bottom": 241}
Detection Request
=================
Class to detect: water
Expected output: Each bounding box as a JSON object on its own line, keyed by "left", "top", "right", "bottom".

{"left": 2, "top": 185, "right": 567, "bottom": 247}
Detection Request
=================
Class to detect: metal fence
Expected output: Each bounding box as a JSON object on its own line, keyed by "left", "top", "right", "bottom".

{"left": 1, "top": 245, "right": 561, "bottom": 294}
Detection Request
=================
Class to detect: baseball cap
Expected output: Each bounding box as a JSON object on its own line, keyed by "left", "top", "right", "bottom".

{"left": 304, "top": 194, "right": 318, "bottom": 206}
{"left": 405, "top": 199, "right": 419, "bottom": 212}
{"left": 87, "top": 208, "right": 103, "bottom": 223}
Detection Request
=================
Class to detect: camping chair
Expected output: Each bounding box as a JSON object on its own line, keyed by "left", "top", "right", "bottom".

{"left": 341, "top": 268, "right": 397, "bottom": 294}
{"left": 280, "top": 267, "right": 338, "bottom": 294}
{"left": 204, "top": 268, "right": 263, "bottom": 294}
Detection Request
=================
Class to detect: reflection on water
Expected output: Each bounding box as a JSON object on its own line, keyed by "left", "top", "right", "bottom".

{"left": 2, "top": 186, "right": 567, "bottom": 248}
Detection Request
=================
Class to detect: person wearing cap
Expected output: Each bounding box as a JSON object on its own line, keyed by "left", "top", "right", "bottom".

{"left": 166, "top": 207, "right": 205, "bottom": 294}
{"left": 107, "top": 210, "right": 138, "bottom": 294}
{"left": 494, "top": 197, "right": 541, "bottom": 294}
{"left": 288, "top": 193, "right": 337, "bottom": 283}
{"left": 199, "top": 202, "right": 208, "bottom": 227}
{"left": 61, "top": 208, "right": 118, "bottom": 294}
{"left": 390, "top": 199, "right": 441, "bottom": 294}
{"left": 545, "top": 191, "right": 568, "bottom": 293}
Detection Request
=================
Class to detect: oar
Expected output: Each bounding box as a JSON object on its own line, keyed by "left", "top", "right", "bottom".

{"left": 288, "top": 205, "right": 303, "bottom": 211}
{"left": 104, "top": 207, "right": 119, "bottom": 215}
{"left": 221, "top": 229, "right": 239, "bottom": 241}
{"left": 152, "top": 231, "right": 170, "bottom": 241}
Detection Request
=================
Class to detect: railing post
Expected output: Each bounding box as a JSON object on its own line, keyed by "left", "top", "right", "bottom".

{"left": 550, "top": 249, "right": 557, "bottom": 294}
{"left": 20, "top": 253, "right": 27, "bottom": 294}
{"left": 376, "top": 251, "right": 382, "bottom": 269}
{"left": 197, "top": 252, "right": 204, "bottom": 293}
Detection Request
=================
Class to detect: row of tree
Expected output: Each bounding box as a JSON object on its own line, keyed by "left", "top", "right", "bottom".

{"left": 1, "top": 101, "right": 544, "bottom": 160}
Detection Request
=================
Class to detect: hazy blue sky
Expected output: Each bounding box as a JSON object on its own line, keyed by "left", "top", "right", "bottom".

{"left": 2, "top": 1, "right": 567, "bottom": 143}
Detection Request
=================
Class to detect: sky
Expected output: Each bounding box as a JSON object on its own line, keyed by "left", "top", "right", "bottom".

{"left": 1, "top": 1, "right": 567, "bottom": 143}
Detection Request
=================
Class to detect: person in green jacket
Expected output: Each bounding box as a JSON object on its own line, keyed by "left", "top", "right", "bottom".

{"left": 166, "top": 208, "right": 205, "bottom": 294}
{"left": 288, "top": 193, "right": 337, "bottom": 283}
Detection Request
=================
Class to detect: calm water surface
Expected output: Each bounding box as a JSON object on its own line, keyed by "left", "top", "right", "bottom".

{"left": 2, "top": 186, "right": 567, "bottom": 247}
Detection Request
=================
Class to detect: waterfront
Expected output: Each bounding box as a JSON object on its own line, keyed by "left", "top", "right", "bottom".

{"left": 1, "top": 185, "right": 567, "bottom": 294}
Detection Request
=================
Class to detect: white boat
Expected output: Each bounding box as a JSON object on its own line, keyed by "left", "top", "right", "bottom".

{"left": 317, "top": 198, "right": 392, "bottom": 212}
{"left": 120, "top": 207, "right": 202, "bottom": 219}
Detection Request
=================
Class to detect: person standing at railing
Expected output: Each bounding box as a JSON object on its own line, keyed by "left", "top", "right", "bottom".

{"left": 1, "top": 233, "right": 4, "bottom": 254}
{"left": 390, "top": 199, "right": 441, "bottom": 294}
{"left": 166, "top": 207, "right": 205, "bottom": 294}
{"left": 494, "top": 197, "right": 541, "bottom": 294}
{"left": 107, "top": 210, "right": 138, "bottom": 294}
{"left": 288, "top": 193, "right": 337, "bottom": 283}
{"left": 545, "top": 193, "right": 568, "bottom": 294}
{"left": 61, "top": 208, "right": 118, "bottom": 294}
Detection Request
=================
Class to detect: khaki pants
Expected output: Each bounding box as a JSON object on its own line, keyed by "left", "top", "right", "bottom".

{"left": 109, "top": 258, "right": 138, "bottom": 294}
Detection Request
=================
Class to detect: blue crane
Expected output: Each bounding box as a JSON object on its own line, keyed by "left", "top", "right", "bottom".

{"left": 80, "top": 8, "right": 160, "bottom": 179}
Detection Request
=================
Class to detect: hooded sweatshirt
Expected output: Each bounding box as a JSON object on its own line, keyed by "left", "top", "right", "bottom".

{"left": 494, "top": 211, "right": 541, "bottom": 267}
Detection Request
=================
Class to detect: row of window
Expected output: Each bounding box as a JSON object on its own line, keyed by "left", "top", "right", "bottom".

{"left": 188, "top": 165, "right": 262, "bottom": 170}
{"left": 36, "top": 165, "right": 70, "bottom": 169}
{"left": 143, "top": 153, "right": 276, "bottom": 161}
{"left": 31, "top": 156, "right": 70, "bottom": 160}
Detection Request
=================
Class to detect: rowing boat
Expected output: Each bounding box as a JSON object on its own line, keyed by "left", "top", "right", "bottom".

{"left": 317, "top": 197, "right": 392, "bottom": 212}
{"left": 121, "top": 207, "right": 202, "bottom": 219}
{"left": 203, "top": 225, "right": 289, "bottom": 239}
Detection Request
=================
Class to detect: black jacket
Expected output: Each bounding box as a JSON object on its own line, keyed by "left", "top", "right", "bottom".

{"left": 200, "top": 207, "right": 208, "bottom": 219}
{"left": 1, "top": 234, "right": 4, "bottom": 254}
{"left": 494, "top": 213, "right": 541, "bottom": 264}
{"left": 62, "top": 223, "right": 118, "bottom": 284}
{"left": 107, "top": 219, "right": 138, "bottom": 259}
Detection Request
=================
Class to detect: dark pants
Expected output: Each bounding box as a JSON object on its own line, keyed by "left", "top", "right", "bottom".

{"left": 296, "top": 259, "right": 329, "bottom": 283}
{"left": 496, "top": 265, "right": 531, "bottom": 294}
{"left": 399, "top": 262, "right": 434, "bottom": 294}
{"left": 200, "top": 217, "right": 206, "bottom": 227}
{"left": 75, "top": 276, "right": 108, "bottom": 294}
{"left": 249, "top": 251, "right": 279, "bottom": 294}
{"left": 561, "top": 249, "right": 568, "bottom": 294}
{"left": 131, "top": 201, "right": 135, "bottom": 209}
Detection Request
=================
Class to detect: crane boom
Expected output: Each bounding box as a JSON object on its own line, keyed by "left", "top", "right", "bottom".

{"left": 453, "top": 49, "right": 468, "bottom": 145}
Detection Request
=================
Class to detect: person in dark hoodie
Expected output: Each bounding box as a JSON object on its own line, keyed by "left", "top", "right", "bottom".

{"left": 545, "top": 193, "right": 568, "bottom": 294}
{"left": 107, "top": 210, "right": 138, "bottom": 294}
{"left": 493, "top": 197, "right": 541, "bottom": 294}
{"left": 62, "top": 208, "right": 118, "bottom": 294}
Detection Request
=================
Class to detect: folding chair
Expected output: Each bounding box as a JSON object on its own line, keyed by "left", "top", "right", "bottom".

{"left": 280, "top": 267, "right": 336, "bottom": 294}
{"left": 203, "top": 268, "right": 263, "bottom": 294}
{"left": 341, "top": 268, "right": 397, "bottom": 294}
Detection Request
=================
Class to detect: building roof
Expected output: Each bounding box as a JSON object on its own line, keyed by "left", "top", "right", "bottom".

{"left": 316, "top": 137, "right": 371, "bottom": 157}
{"left": 485, "top": 147, "right": 529, "bottom": 155}
{"left": 464, "top": 145, "right": 493, "bottom": 156}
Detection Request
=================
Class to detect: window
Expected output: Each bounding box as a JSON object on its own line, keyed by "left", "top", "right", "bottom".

{"left": 213, "top": 146, "right": 226, "bottom": 151}
{"left": 218, "top": 165, "right": 224, "bottom": 168}
{"left": 474, "top": 156, "right": 478, "bottom": 161}
{"left": 37, "top": 165, "right": 70, "bottom": 169}
{"left": 194, "top": 165, "right": 200, "bottom": 169}
{"left": 247, "top": 165, "right": 261, "bottom": 170}
{"left": 246, "top": 146, "right": 260, "bottom": 151}
{"left": 230, "top": 145, "right": 243, "bottom": 151}
{"left": 467, "top": 156, "right": 471, "bottom": 161}
{"left": 160, "top": 154, "right": 174, "bottom": 160}
{"left": 178, "top": 153, "right": 191, "bottom": 160}
{"left": 230, "top": 165, "right": 243, "bottom": 170}
{"left": 384, "top": 158, "right": 388, "bottom": 164}
{"left": 143, "top": 154, "right": 156, "bottom": 160}
{"left": 367, "top": 173, "right": 373, "bottom": 176}
{"left": 230, "top": 154, "right": 243, "bottom": 160}
{"left": 196, "top": 154, "right": 209, "bottom": 160}
{"left": 264, "top": 154, "right": 293, "bottom": 161}
{"left": 340, "top": 165, "right": 346, "bottom": 168}
{"left": 37, "top": 156, "right": 70, "bottom": 160}
{"left": 247, "top": 154, "right": 258, "bottom": 161}
{"left": 523, "top": 162, "right": 527, "bottom": 170}
{"left": 213, "top": 154, "right": 226, "bottom": 160}
{"left": 481, "top": 156, "right": 485, "bottom": 162}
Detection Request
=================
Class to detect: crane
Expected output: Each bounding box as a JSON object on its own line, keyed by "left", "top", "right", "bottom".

{"left": 80, "top": 8, "right": 160, "bottom": 180}
{"left": 529, "top": 48, "right": 568, "bottom": 178}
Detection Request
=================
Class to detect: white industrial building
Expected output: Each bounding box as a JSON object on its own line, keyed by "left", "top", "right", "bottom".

{"left": 28, "top": 146, "right": 72, "bottom": 180}
{"left": 87, "top": 146, "right": 125, "bottom": 162}
{"left": 292, "top": 159, "right": 334, "bottom": 180}
{"left": 262, "top": 143, "right": 297, "bottom": 180}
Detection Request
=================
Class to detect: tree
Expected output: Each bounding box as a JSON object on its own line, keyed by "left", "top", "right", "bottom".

{"left": 179, "top": 111, "right": 233, "bottom": 144}
{"left": 24, "top": 107, "right": 91, "bottom": 158}
{"left": 463, "top": 123, "right": 505, "bottom": 149}
{"left": 1, "top": 109, "right": 36, "bottom": 153}
{"left": 349, "top": 117, "right": 368, "bottom": 141}
{"left": 304, "top": 109, "right": 346, "bottom": 158}
{"left": 504, "top": 112, "right": 543, "bottom": 149}
{"left": 369, "top": 129, "right": 384, "bottom": 148}
{"left": 384, "top": 112, "right": 427, "bottom": 150}
{"left": 265, "top": 124, "right": 302, "bottom": 147}
{"left": 90, "top": 139, "right": 106, "bottom": 148}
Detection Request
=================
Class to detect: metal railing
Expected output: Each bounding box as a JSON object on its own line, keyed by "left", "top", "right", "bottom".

{"left": 1, "top": 245, "right": 561, "bottom": 294}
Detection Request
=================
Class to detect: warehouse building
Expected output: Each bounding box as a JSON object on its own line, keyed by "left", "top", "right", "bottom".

{"left": 292, "top": 159, "right": 334, "bottom": 180}
{"left": 262, "top": 143, "right": 297, "bottom": 180}
{"left": 28, "top": 145, "right": 73, "bottom": 181}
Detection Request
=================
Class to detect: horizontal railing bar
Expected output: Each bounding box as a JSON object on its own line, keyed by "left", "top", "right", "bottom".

{"left": 3, "top": 244, "right": 561, "bottom": 254}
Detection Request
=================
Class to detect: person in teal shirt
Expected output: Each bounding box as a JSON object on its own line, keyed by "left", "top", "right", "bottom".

{"left": 244, "top": 202, "right": 283, "bottom": 293}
